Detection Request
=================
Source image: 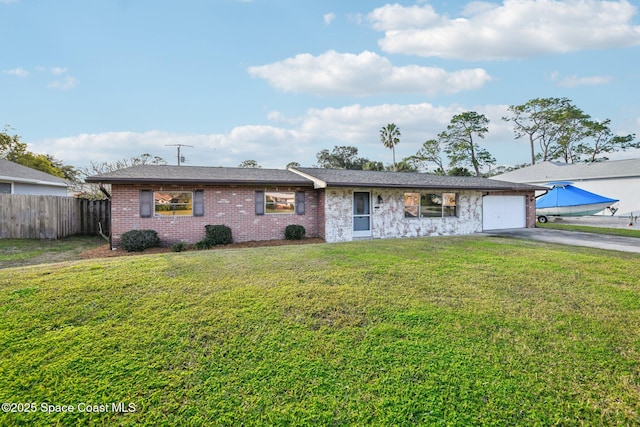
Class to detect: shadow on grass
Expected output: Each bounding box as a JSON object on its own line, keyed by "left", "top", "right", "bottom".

{"left": 0, "top": 235, "right": 107, "bottom": 269}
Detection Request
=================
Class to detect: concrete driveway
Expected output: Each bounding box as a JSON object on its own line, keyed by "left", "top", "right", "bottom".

{"left": 483, "top": 228, "right": 640, "bottom": 254}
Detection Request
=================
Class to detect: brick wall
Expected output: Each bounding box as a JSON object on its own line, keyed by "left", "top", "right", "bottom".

{"left": 110, "top": 184, "right": 320, "bottom": 247}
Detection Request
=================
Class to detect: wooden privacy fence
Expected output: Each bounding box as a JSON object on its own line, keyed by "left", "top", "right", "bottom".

{"left": 0, "top": 194, "right": 110, "bottom": 239}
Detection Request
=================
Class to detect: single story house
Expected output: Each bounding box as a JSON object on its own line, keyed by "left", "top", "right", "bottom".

{"left": 86, "top": 165, "right": 544, "bottom": 248}
{"left": 0, "top": 158, "right": 68, "bottom": 196}
{"left": 492, "top": 159, "right": 640, "bottom": 216}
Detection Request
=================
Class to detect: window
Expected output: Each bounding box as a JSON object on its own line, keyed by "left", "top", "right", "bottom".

{"left": 255, "top": 190, "right": 306, "bottom": 215}
{"left": 0, "top": 183, "right": 11, "bottom": 194}
{"left": 404, "top": 192, "right": 457, "bottom": 218}
{"left": 442, "top": 193, "right": 457, "bottom": 217}
{"left": 154, "top": 191, "right": 193, "bottom": 216}
{"left": 421, "top": 194, "right": 444, "bottom": 217}
{"left": 266, "top": 191, "right": 295, "bottom": 214}
{"left": 404, "top": 193, "right": 419, "bottom": 218}
{"left": 140, "top": 190, "right": 203, "bottom": 218}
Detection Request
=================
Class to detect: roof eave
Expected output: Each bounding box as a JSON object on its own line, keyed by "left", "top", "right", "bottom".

{"left": 321, "top": 182, "right": 543, "bottom": 191}
{"left": 84, "top": 177, "right": 314, "bottom": 186}
{"left": 0, "top": 175, "right": 68, "bottom": 187}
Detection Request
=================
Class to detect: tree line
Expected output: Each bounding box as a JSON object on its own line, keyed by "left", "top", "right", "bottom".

{"left": 2, "top": 97, "right": 637, "bottom": 195}
{"left": 243, "top": 97, "right": 638, "bottom": 177}
{"left": 413, "top": 97, "right": 638, "bottom": 176}
{"left": 1, "top": 125, "right": 78, "bottom": 181}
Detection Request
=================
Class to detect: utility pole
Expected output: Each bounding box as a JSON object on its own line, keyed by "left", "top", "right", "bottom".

{"left": 165, "top": 144, "right": 193, "bottom": 166}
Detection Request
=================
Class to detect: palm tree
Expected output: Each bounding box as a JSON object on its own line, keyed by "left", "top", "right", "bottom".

{"left": 380, "top": 123, "right": 401, "bottom": 171}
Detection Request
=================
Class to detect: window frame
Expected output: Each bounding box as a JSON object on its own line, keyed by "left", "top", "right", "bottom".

{"left": 403, "top": 192, "right": 420, "bottom": 218}
{"left": 140, "top": 190, "right": 204, "bottom": 218}
{"left": 403, "top": 191, "right": 458, "bottom": 218}
{"left": 256, "top": 190, "right": 306, "bottom": 215}
{"left": 265, "top": 191, "right": 296, "bottom": 214}
{"left": 153, "top": 191, "right": 194, "bottom": 217}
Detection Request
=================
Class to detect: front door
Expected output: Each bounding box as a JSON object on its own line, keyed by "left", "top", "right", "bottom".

{"left": 353, "top": 191, "right": 372, "bottom": 238}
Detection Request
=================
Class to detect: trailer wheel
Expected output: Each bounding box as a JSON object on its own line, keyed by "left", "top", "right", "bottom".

{"left": 537, "top": 215, "right": 548, "bottom": 223}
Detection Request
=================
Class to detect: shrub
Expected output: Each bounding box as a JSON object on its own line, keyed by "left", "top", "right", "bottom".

{"left": 120, "top": 229, "right": 160, "bottom": 252}
{"left": 204, "top": 225, "right": 233, "bottom": 246}
{"left": 195, "top": 239, "right": 213, "bottom": 250}
{"left": 285, "top": 224, "right": 306, "bottom": 240}
{"left": 171, "top": 242, "right": 189, "bottom": 252}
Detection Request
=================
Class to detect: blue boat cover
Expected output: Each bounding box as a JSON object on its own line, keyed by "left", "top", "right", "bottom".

{"left": 536, "top": 182, "right": 619, "bottom": 208}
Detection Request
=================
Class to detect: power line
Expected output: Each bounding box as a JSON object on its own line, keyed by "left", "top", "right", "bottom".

{"left": 165, "top": 144, "right": 193, "bottom": 166}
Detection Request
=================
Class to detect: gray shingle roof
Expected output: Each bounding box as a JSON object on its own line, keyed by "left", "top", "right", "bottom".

{"left": 85, "top": 165, "right": 315, "bottom": 186}
{"left": 0, "top": 158, "right": 68, "bottom": 186}
{"left": 86, "top": 164, "right": 544, "bottom": 191}
{"left": 492, "top": 159, "right": 640, "bottom": 183}
{"left": 292, "top": 167, "right": 544, "bottom": 191}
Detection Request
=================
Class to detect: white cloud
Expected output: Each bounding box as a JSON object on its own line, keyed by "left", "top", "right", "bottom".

{"left": 323, "top": 13, "right": 335, "bottom": 26}
{"left": 34, "top": 103, "right": 526, "bottom": 171}
{"left": 3, "top": 67, "right": 29, "bottom": 77}
{"left": 4, "top": 66, "right": 78, "bottom": 89}
{"left": 370, "top": 0, "right": 640, "bottom": 60}
{"left": 50, "top": 67, "right": 68, "bottom": 76}
{"left": 48, "top": 76, "right": 78, "bottom": 90}
{"left": 368, "top": 3, "right": 440, "bottom": 31}
{"left": 248, "top": 50, "right": 491, "bottom": 96}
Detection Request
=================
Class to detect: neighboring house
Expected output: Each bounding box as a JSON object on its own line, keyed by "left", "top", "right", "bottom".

{"left": 86, "top": 165, "right": 543, "bottom": 248}
{"left": 492, "top": 159, "right": 640, "bottom": 216}
{"left": 0, "top": 158, "right": 68, "bottom": 196}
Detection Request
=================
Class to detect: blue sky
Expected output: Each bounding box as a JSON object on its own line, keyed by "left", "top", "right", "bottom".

{"left": 2, "top": 0, "right": 640, "bottom": 172}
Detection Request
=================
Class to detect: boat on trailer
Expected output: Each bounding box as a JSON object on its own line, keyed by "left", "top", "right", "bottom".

{"left": 535, "top": 182, "right": 619, "bottom": 223}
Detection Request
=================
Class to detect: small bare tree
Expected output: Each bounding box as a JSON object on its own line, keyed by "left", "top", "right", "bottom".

{"left": 76, "top": 153, "right": 167, "bottom": 199}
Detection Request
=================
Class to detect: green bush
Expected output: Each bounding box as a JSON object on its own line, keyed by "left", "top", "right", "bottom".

{"left": 195, "top": 239, "right": 213, "bottom": 250}
{"left": 204, "top": 225, "right": 233, "bottom": 246}
{"left": 285, "top": 224, "right": 306, "bottom": 240}
{"left": 171, "top": 242, "right": 189, "bottom": 252}
{"left": 120, "top": 229, "right": 160, "bottom": 252}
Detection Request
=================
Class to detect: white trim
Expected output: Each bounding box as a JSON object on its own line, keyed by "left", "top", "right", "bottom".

{"left": 353, "top": 191, "right": 372, "bottom": 238}
{"left": 287, "top": 168, "right": 327, "bottom": 189}
{"left": 0, "top": 175, "right": 67, "bottom": 188}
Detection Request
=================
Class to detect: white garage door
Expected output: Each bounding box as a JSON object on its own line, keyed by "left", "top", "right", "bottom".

{"left": 483, "top": 195, "right": 526, "bottom": 230}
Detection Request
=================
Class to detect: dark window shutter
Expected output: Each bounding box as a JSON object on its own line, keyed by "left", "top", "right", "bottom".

{"left": 140, "top": 190, "right": 153, "bottom": 218}
{"left": 255, "top": 190, "right": 265, "bottom": 215}
{"left": 296, "top": 191, "right": 306, "bottom": 215}
{"left": 193, "top": 190, "right": 204, "bottom": 217}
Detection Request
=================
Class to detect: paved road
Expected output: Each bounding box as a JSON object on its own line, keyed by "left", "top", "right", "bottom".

{"left": 483, "top": 228, "right": 640, "bottom": 254}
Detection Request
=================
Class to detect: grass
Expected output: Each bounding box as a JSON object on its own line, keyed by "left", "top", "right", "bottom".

{"left": 0, "top": 236, "right": 107, "bottom": 269}
{"left": 0, "top": 236, "right": 106, "bottom": 269}
{"left": 1, "top": 236, "right": 639, "bottom": 425}
{"left": 537, "top": 222, "right": 640, "bottom": 238}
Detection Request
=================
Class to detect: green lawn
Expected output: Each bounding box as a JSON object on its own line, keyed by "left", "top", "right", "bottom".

{"left": 0, "top": 236, "right": 106, "bottom": 269}
{"left": 537, "top": 222, "right": 640, "bottom": 238}
{"left": 1, "top": 236, "right": 639, "bottom": 426}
